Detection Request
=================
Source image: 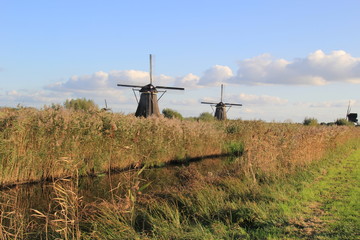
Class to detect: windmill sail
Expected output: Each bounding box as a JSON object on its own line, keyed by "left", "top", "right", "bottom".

{"left": 117, "top": 84, "right": 144, "bottom": 88}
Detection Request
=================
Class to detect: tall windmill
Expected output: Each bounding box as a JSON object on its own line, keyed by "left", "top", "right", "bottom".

{"left": 117, "top": 55, "right": 185, "bottom": 117}
{"left": 201, "top": 84, "right": 242, "bottom": 120}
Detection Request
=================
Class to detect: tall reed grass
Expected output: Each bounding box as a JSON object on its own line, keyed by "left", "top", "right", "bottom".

{"left": 85, "top": 139, "right": 360, "bottom": 239}
{"left": 1, "top": 105, "right": 360, "bottom": 238}
{"left": 0, "top": 107, "right": 223, "bottom": 187}
{"left": 1, "top": 107, "right": 359, "bottom": 187}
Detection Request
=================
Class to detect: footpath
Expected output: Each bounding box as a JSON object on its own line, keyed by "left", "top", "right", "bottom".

{"left": 286, "top": 148, "right": 360, "bottom": 239}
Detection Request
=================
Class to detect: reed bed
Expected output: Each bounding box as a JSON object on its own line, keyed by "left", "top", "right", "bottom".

{"left": 221, "top": 120, "right": 356, "bottom": 181}
{"left": 87, "top": 138, "right": 360, "bottom": 239}
{"left": 1, "top": 107, "right": 359, "bottom": 188}
{"left": 0, "top": 107, "right": 223, "bottom": 187}
{"left": 1, "top": 106, "right": 360, "bottom": 239}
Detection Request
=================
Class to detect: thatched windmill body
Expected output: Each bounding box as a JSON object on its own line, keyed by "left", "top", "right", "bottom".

{"left": 201, "top": 84, "right": 242, "bottom": 120}
{"left": 117, "top": 55, "right": 185, "bottom": 117}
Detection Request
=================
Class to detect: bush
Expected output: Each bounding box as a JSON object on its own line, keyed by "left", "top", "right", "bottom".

{"left": 335, "top": 118, "right": 354, "bottom": 126}
{"left": 198, "top": 112, "right": 215, "bottom": 121}
{"left": 224, "top": 141, "right": 244, "bottom": 156}
{"left": 303, "top": 117, "right": 318, "bottom": 126}
{"left": 64, "top": 98, "right": 99, "bottom": 112}
{"left": 162, "top": 108, "right": 183, "bottom": 120}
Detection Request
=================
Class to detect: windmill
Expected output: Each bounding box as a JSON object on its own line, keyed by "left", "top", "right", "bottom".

{"left": 201, "top": 84, "right": 242, "bottom": 120}
{"left": 101, "top": 99, "right": 111, "bottom": 112}
{"left": 117, "top": 55, "right": 185, "bottom": 117}
{"left": 346, "top": 101, "right": 358, "bottom": 124}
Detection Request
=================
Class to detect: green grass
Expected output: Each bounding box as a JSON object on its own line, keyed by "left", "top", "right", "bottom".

{"left": 307, "top": 147, "right": 360, "bottom": 239}
{"left": 82, "top": 139, "right": 360, "bottom": 240}
{"left": 250, "top": 140, "right": 360, "bottom": 239}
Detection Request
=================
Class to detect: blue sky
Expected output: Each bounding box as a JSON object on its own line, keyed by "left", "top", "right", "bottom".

{"left": 1, "top": 0, "right": 360, "bottom": 122}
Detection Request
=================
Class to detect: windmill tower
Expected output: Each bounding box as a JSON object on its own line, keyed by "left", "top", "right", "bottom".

{"left": 201, "top": 84, "right": 242, "bottom": 120}
{"left": 117, "top": 55, "right": 185, "bottom": 117}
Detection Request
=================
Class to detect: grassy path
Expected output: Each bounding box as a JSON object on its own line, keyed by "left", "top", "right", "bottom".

{"left": 277, "top": 146, "right": 360, "bottom": 239}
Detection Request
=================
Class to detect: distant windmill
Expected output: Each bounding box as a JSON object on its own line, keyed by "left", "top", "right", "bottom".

{"left": 201, "top": 84, "right": 242, "bottom": 120}
{"left": 101, "top": 99, "right": 111, "bottom": 112}
{"left": 117, "top": 55, "right": 185, "bottom": 117}
{"left": 346, "top": 101, "right": 358, "bottom": 124}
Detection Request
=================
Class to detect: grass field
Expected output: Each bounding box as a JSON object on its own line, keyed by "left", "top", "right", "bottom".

{"left": 1, "top": 107, "right": 360, "bottom": 239}
{"left": 83, "top": 139, "right": 360, "bottom": 240}
{"left": 1, "top": 107, "right": 358, "bottom": 187}
{"left": 275, "top": 143, "right": 360, "bottom": 239}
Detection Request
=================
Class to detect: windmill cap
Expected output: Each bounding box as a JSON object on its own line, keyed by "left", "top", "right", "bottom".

{"left": 216, "top": 102, "right": 226, "bottom": 107}
{"left": 140, "top": 84, "right": 158, "bottom": 93}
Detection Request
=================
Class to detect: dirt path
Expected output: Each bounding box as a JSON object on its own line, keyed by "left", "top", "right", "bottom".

{"left": 289, "top": 149, "right": 360, "bottom": 239}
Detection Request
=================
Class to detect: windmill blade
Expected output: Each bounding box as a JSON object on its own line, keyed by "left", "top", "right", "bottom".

{"left": 117, "top": 84, "right": 143, "bottom": 88}
{"left": 156, "top": 86, "right": 185, "bottom": 90}
{"left": 201, "top": 101, "right": 217, "bottom": 105}
{"left": 221, "top": 84, "right": 224, "bottom": 102}
{"left": 224, "top": 103, "right": 243, "bottom": 106}
{"left": 347, "top": 101, "right": 351, "bottom": 115}
{"left": 149, "top": 54, "right": 153, "bottom": 84}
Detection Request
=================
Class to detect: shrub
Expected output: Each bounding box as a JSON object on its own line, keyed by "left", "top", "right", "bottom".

{"left": 224, "top": 141, "right": 244, "bottom": 156}
{"left": 303, "top": 117, "right": 318, "bottom": 126}
{"left": 162, "top": 108, "right": 183, "bottom": 120}
{"left": 64, "top": 98, "right": 99, "bottom": 112}
{"left": 198, "top": 112, "right": 215, "bottom": 121}
{"left": 335, "top": 118, "right": 354, "bottom": 126}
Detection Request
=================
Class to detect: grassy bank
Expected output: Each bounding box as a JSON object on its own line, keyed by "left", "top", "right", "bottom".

{"left": 1, "top": 106, "right": 360, "bottom": 239}
{"left": 1, "top": 107, "right": 359, "bottom": 187}
{"left": 85, "top": 139, "right": 360, "bottom": 240}
{"left": 271, "top": 141, "right": 360, "bottom": 239}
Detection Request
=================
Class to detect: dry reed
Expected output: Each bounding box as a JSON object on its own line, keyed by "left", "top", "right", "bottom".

{"left": 1, "top": 107, "right": 359, "bottom": 187}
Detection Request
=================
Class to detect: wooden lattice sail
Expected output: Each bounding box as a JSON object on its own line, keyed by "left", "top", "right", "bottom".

{"left": 117, "top": 55, "right": 184, "bottom": 117}
{"left": 201, "top": 84, "right": 242, "bottom": 120}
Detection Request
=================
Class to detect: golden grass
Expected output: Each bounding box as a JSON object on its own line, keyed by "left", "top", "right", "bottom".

{"left": 0, "top": 107, "right": 224, "bottom": 186}
{"left": 1, "top": 107, "right": 360, "bottom": 238}
{"left": 1, "top": 107, "right": 359, "bottom": 187}
{"left": 222, "top": 120, "right": 357, "bottom": 181}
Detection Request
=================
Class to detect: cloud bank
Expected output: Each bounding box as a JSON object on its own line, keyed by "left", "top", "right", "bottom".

{"left": 174, "top": 50, "right": 360, "bottom": 87}
{"left": 229, "top": 50, "right": 360, "bottom": 85}
{"left": 44, "top": 50, "right": 360, "bottom": 97}
{"left": 2, "top": 50, "right": 360, "bottom": 121}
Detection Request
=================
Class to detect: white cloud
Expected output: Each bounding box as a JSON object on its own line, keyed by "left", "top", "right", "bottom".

{"left": 198, "top": 65, "right": 233, "bottom": 86}
{"left": 295, "top": 99, "right": 357, "bottom": 109}
{"left": 42, "top": 70, "right": 177, "bottom": 106}
{"left": 47, "top": 70, "right": 176, "bottom": 92}
{"left": 2, "top": 90, "right": 72, "bottom": 105}
{"left": 230, "top": 50, "right": 360, "bottom": 85}
{"left": 175, "top": 73, "right": 200, "bottom": 88}
{"left": 171, "top": 50, "right": 360, "bottom": 87}
{"left": 169, "top": 98, "right": 198, "bottom": 105}
{"left": 46, "top": 71, "right": 109, "bottom": 91}
{"left": 200, "top": 92, "right": 288, "bottom": 106}
{"left": 229, "top": 93, "right": 288, "bottom": 105}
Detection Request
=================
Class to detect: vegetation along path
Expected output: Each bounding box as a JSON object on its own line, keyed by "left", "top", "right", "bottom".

{"left": 271, "top": 145, "right": 360, "bottom": 239}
